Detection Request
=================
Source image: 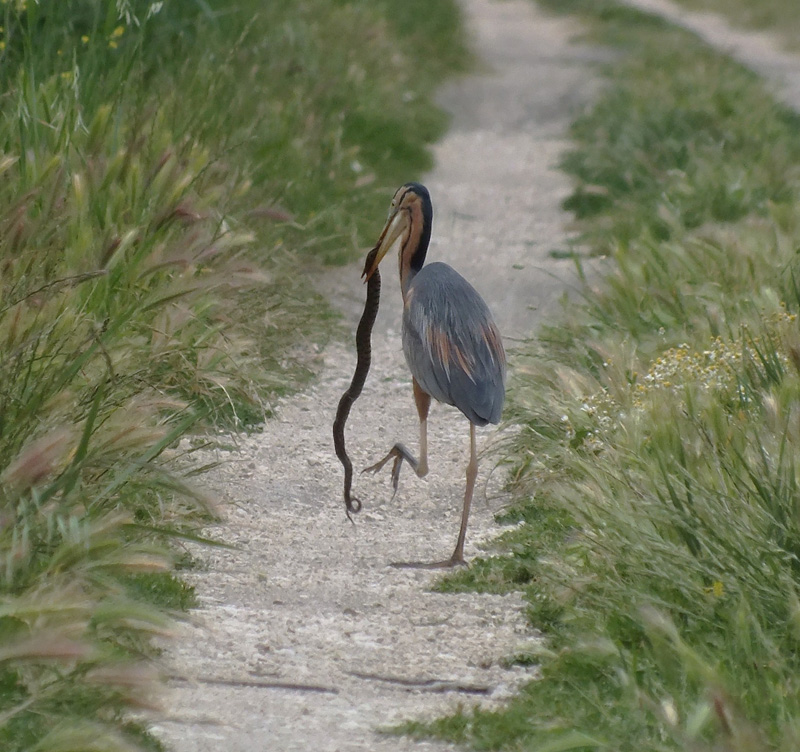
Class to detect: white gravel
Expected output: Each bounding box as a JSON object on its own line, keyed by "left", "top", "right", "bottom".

{"left": 148, "top": 1, "right": 602, "bottom": 750}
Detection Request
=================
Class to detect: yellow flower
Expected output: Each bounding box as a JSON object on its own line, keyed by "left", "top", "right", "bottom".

{"left": 112, "top": 25, "right": 125, "bottom": 38}
{"left": 108, "top": 40, "right": 118, "bottom": 49}
{"left": 704, "top": 580, "right": 724, "bottom": 598}
{"left": 81, "top": 35, "right": 89, "bottom": 44}
{"left": 0, "top": 42, "right": 5, "bottom": 52}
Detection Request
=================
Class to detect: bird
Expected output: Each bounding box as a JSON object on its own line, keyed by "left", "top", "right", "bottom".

{"left": 362, "top": 182, "right": 506, "bottom": 568}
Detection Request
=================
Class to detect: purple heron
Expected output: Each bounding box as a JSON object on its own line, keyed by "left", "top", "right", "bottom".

{"left": 363, "top": 183, "right": 506, "bottom": 567}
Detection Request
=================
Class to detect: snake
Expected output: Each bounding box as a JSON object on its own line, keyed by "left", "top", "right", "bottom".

{"left": 332, "top": 244, "right": 382, "bottom": 520}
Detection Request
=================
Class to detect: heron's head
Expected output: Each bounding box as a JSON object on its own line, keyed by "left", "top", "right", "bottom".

{"left": 363, "top": 182, "right": 432, "bottom": 281}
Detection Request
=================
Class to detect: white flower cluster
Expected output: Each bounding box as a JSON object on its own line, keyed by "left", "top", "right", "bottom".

{"left": 564, "top": 310, "right": 798, "bottom": 452}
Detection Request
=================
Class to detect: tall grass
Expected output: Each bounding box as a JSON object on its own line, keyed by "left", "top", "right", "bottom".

{"left": 401, "top": 2, "right": 800, "bottom": 750}
{"left": 0, "top": 0, "right": 468, "bottom": 749}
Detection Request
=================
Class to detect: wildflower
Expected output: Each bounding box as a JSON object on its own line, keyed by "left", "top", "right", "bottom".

{"left": 704, "top": 581, "right": 724, "bottom": 598}
{"left": 109, "top": 40, "right": 118, "bottom": 49}
{"left": 112, "top": 25, "right": 125, "bottom": 38}
{"left": 81, "top": 35, "right": 89, "bottom": 44}
{"left": 661, "top": 698, "right": 679, "bottom": 726}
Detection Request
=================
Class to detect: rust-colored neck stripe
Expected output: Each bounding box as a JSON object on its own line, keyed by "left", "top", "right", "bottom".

{"left": 399, "top": 191, "right": 432, "bottom": 296}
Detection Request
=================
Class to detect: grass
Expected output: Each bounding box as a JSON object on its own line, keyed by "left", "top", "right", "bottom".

{"left": 399, "top": 1, "right": 800, "bottom": 751}
{"left": 671, "top": 0, "right": 800, "bottom": 50}
{"left": 0, "top": 0, "right": 468, "bottom": 749}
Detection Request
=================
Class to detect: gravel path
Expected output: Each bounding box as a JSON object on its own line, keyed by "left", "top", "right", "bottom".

{"left": 146, "top": 1, "right": 800, "bottom": 751}
{"left": 619, "top": 0, "right": 800, "bottom": 111}
{"left": 149, "top": 2, "right": 600, "bottom": 750}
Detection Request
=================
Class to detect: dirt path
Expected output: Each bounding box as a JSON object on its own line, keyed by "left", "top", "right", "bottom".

{"left": 619, "top": 0, "right": 800, "bottom": 111}
{"left": 149, "top": 2, "right": 600, "bottom": 750}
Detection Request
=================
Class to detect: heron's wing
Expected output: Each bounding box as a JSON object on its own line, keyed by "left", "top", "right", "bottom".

{"left": 402, "top": 263, "right": 506, "bottom": 426}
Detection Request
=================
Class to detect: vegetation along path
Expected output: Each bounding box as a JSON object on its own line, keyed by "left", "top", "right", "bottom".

{"left": 619, "top": 0, "right": 800, "bottom": 110}
{"left": 150, "top": 1, "right": 600, "bottom": 750}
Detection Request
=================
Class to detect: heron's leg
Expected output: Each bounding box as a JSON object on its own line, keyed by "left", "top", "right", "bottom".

{"left": 412, "top": 378, "right": 430, "bottom": 477}
{"left": 391, "top": 422, "right": 477, "bottom": 569}
{"left": 363, "top": 379, "right": 431, "bottom": 493}
{"left": 448, "top": 422, "right": 478, "bottom": 566}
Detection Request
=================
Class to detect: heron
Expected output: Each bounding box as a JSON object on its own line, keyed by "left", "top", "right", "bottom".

{"left": 363, "top": 182, "right": 506, "bottom": 568}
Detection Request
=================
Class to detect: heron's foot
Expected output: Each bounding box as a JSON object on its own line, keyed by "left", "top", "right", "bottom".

{"left": 362, "top": 443, "right": 419, "bottom": 495}
{"left": 389, "top": 554, "right": 468, "bottom": 570}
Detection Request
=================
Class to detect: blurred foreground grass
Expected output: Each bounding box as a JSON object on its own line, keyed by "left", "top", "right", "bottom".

{"left": 402, "top": 1, "right": 800, "bottom": 750}
{"left": 0, "top": 1, "right": 467, "bottom": 749}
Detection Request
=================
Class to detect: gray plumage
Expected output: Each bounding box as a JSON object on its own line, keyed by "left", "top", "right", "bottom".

{"left": 362, "top": 182, "right": 507, "bottom": 567}
{"left": 402, "top": 262, "right": 505, "bottom": 427}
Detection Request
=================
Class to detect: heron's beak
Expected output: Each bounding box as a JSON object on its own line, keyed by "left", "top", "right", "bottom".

{"left": 362, "top": 208, "right": 407, "bottom": 281}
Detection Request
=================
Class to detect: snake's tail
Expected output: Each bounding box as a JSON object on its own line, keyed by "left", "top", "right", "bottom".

{"left": 332, "top": 244, "right": 382, "bottom": 520}
{"left": 344, "top": 495, "right": 362, "bottom": 523}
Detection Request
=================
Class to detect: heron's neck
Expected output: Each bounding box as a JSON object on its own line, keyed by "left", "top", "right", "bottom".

{"left": 399, "top": 202, "right": 431, "bottom": 299}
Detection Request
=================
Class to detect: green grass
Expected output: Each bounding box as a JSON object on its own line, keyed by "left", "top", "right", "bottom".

{"left": 672, "top": 0, "right": 800, "bottom": 50}
{"left": 0, "top": 1, "right": 468, "bottom": 749}
{"left": 399, "top": 2, "right": 800, "bottom": 751}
